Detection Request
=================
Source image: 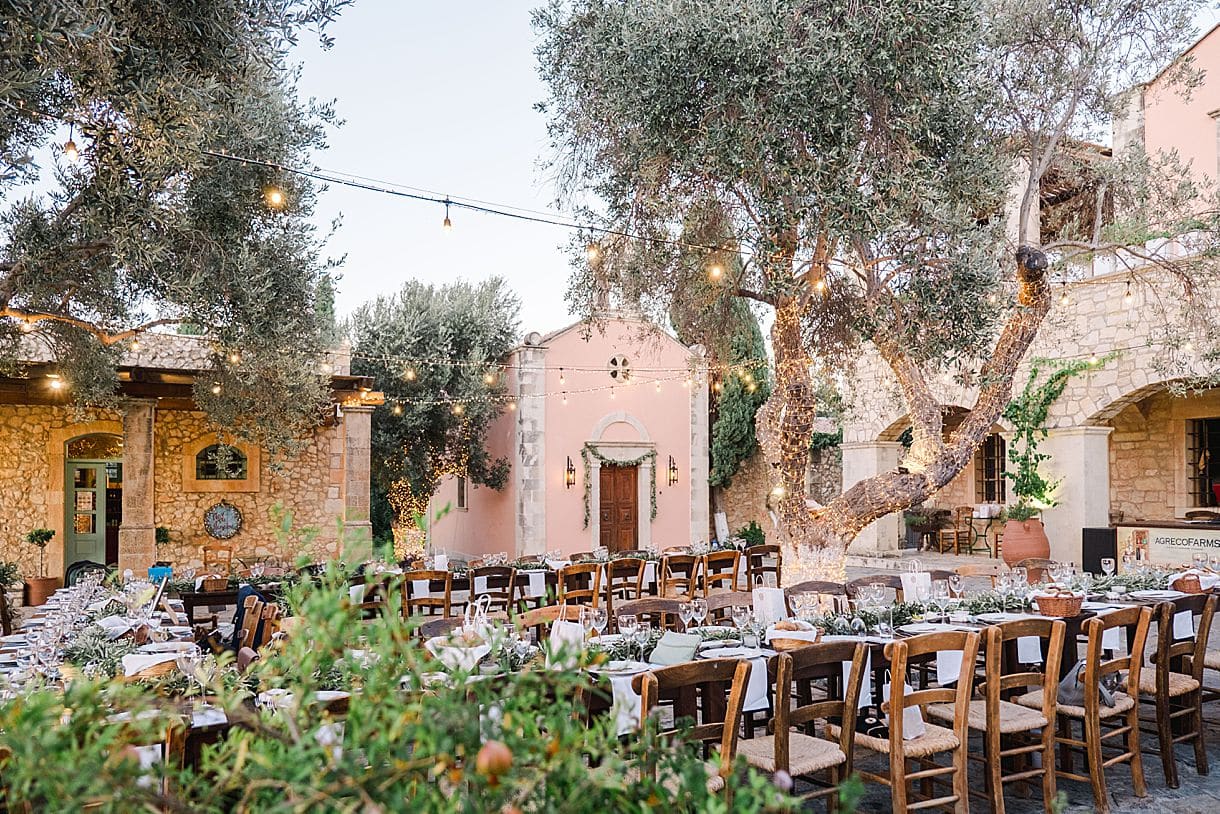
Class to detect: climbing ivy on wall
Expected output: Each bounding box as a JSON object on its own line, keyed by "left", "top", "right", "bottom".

{"left": 580, "top": 445, "right": 658, "bottom": 528}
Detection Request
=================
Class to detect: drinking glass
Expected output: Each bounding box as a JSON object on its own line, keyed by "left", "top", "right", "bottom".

{"left": 691, "top": 597, "right": 708, "bottom": 627}
{"left": 1209, "top": 553, "right": 1220, "bottom": 571}
{"left": 617, "top": 614, "right": 638, "bottom": 646}
{"left": 906, "top": 558, "right": 923, "bottom": 574}
{"left": 932, "top": 580, "right": 951, "bottom": 623}
{"left": 731, "top": 605, "right": 750, "bottom": 631}
{"left": 1121, "top": 550, "right": 1134, "bottom": 572}
{"left": 591, "top": 607, "right": 608, "bottom": 637}
{"left": 1100, "top": 557, "right": 1116, "bottom": 578}
{"left": 948, "top": 575, "right": 965, "bottom": 598}
{"left": 678, "top": 602, "right": 694, "bottom": 631}
{"left": 633, "top": 623, "right": 651, "bottom": 662}
{"left": 579, "top": 606, "right": 595, "bottom": 639}
{"left": 1192, "top": 552, "right": 1207, "bottom": 570}
{"left": 176, "top": 650, "right": 203, "bottom": 703}
{"left": 1011, "top": 566, "right": 1028, "bottom": 587}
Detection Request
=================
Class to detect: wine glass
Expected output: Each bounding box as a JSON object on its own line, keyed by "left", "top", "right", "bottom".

{"left": 932, "top": 580, "right": 951, "bottom": 623}
{"left": 678, "top": 602, "right": 694, "bottom": 631}
{"left": 617, "top": 614, "right": 638, "bottom": 646}
{"left": 1011, "top": 566, "right": 1028, "bottom": 587}
{"left": 1100, "top": 557, "right": 1116, "bottom": 578}
{"left": 176, "top": 650, "right": 203, "bottom": 703}
{"left": 1192, "top": 551, "right": 1207, "bottom": 571}
{"left": 906, "top": 558, "right": 923, "bottom": 574}
{"left": 591, "top": 607, "right": 608, "bottom": 638}
{"left": 948, "top": 574, "right": 965, "bottom": 598}
{"left": 731, "top": 605, "right": 750, "bottom": 631}
{"left": 579, "top": 606, "right": 595, "bottom": 640}
{"left": 691, "top": 597, "right": 708, "bottom": 628}
{"left": 633, "top": 622, "right": 651, "bottom": 662}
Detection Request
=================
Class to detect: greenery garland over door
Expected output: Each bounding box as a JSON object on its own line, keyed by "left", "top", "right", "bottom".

{"left": 580, "top": 445, "right": 657, "bottom": 528}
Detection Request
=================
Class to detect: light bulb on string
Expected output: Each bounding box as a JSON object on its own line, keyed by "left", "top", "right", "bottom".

{"left": 63, "top": 124, "right": 79, "bottom": 162}
{"left": 558, "top": 367, "right": 566, "bottom": 385}
{"left": 1123, "top": 279, "right": 1133, "bottom": 305}
{"left": 452, "top": 403, "right": 465, "bottom": 416}
{"left": 683, "top": 376, "right": 692, "bottom": 388}
{"left": 609, "top": 387, "right": 616, "bottom": 400}
{"left": 392, "top": 403, "right": 403, "bottom": 416}
{"left": 586, "top": 242, "right": 600, "bottom": 262}
{"left": 1058, "top": 283, "right": 1070, "bottom": 307}
{"left": 404, "top": 367, "right": 416, "bottom": 381}
{"left": 506, "top": 400, "right": 517, "bottom": 412}
{"left": 228, "top": 351, "right": 241, "bottom": 365}
{"left": 562, "top": 391, "right": 568, "bottom": 406}
{"left": 19, "top": 321, "right": 33, "bottom": 333}
{"left": 130, "top": 338, "right": 140, "bottom": 351}
{"left": 320, "top": 361, "right": 333, "bottom": 374}
{"left": 655, "top": 380, "right": 662, "bottom": 393}
{"left": 264, "top": 185, "right": 286, "bottom": 209}
{"left": 47, "top": 374, "right": 64, "bottom": 391}
{"left": 442, "top": 199, "right": 452, "bottom": 232}
{"left": 483, "top": 371, "right": 497, "bottom": 386}
{"left": 813, "top": 277, "right": 827, "bottom": 295}
{"left": 708, "top": 262, "right": 723, "bottom": 281}
{"left": 210, "top": 383, "right": 222, "bottom": 395}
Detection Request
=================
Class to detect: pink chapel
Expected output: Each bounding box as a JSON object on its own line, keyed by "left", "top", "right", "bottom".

{"left": 428, "top": 312, "right": 710, "bottom": 560}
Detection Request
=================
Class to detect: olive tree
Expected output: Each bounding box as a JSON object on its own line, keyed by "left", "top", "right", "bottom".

{"left": 535, "top": 0, "right": 1217, "bottom": 576}
{"left": 0, "top": 0, "right": 350, "bottom": 452}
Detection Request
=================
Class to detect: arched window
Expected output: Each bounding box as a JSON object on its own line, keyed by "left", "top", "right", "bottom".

{"left": 195, "top": 444, "right": 248, "bottom": 480}
{"left": 66, "top": 433, "right": 124, "bottom": 460}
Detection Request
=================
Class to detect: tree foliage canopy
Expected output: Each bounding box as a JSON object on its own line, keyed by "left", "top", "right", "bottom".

{"left": 348, "top": 279, "right": 521, "bottom": 528}
{"left": 0, "top": 0, "right": 350, "bottom": 452}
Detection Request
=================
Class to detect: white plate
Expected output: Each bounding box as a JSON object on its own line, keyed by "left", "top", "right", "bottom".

{"left": 137, "top": 641, "right": 196, "bottom": 654}
{"left": 698, "top": 646, "right": 764, "bottom": 659}
{"left": 975, "top": 612, "right": 1031, "bottom": 624}
{"left": 698, "top": 638, "right": 741, "bottom": 650}
{"left": 1082, "top": 602, "right": 1121, "bottom": 611}
{"left": 590, "top": 660, "right": 650, "bottom": 676}
{"left": 1130, "top": 590, "right": 1181, "bottom": 600}
{"left": 899, "top": 622, "right": 950, "bottom": 634}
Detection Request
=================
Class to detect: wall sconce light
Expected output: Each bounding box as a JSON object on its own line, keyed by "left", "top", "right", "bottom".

{"left": 565, "top": 456, "right": 576, "bottom": 489}
{"left": 667, "top": 455, "right": 679, "bottom": 486}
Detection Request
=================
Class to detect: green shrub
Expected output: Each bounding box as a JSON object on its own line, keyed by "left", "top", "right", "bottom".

{"left": 735, "top": 521, "right": 766, "bottom": 548}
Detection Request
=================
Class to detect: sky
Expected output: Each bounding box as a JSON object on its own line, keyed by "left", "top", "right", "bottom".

{"left": 292, "top": 2, "right": 578, "bottom": 334}
{"left": 293, "top": 3, "right": 1220, "bottom": 336}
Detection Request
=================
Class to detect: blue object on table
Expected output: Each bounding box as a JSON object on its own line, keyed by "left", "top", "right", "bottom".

{"left": 148, "top": 566, "right": 173, "bottom": 582}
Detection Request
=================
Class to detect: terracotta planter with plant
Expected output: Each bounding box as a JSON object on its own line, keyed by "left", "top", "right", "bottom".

{"left": 23, "top": 528, "right": 60, "bottom": 606}
{"left": 1002, "top": 503, "right": 1050, "bottom": 568}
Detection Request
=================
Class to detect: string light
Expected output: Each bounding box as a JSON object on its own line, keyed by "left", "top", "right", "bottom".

{"left": 770, "top": 484, "right": 787, "bottom": 499}
{"left": 19, "top": 321, "right": 33, "bottom": 333}
{"left": 442, "top": 199, "right": 452, "bottom": 232}
{"left": 404, "top": 367, "right": 416, "bottom": 381}
{"left": 1123, "top": 279, "right": 1133, "bottom": 305}
{"left": 483, "top": 371, "right": 497, "bottom": 386}
{"left": 263, "top": 186, "right": 285, "bottom": 209}
{"left": 62, "top": 124, "right": 78, "bottom": 162}
{"left": 392, "top": 404, "right": 403, "bottom": 415}
{"left": 609, "top": 387, "right": 616, "bottom": 399}
{"left": 562, "top": 391, "right": 568, "bottom": 405}
{"left": 320, "top": 361, "right": 333, "bottom": 374}
{"left": 813, "top": 278, "right": 827, "bottom": 294}
{"left": 655, "top": 380, "right": 662, "bottom": 393}
{"left": 558, "top": 367, "right": 566, "bottom": 384}
{"left": 451, "top": 403, "right": 465, "bottom": 416}
{"left": 708, "top": 262, "right": 723, "bottom": 281}
{"left": 586, "top": 242, "right": 600, "bottom": 262}
{"left": 47, "top": 374, "right": 64, "bottom": 390}
{"left": 683, "top": 376, "right": 692, "bottom": 388}
{"left": 506, "top": 400, "right": 516, "bottom": 411}
{"left": 210, "top": 383, "right": 222, "bottom": 395}
{"left": 228, "top": 351, "right": 241, "bottom": 364}
{"left": 130, "top": 338, "right": 140, "bottom": 351}
{"left": 1058, "top": 283, "right": 1070, "bottom": 306}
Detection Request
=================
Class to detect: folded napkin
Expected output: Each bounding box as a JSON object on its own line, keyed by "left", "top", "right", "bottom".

{"left": 97, "top": 615, "right": 135, "bottom": 640}
{"left": 1168, "top": 569, "right": 1220, "bottom": 591}
{"left": 649, "top": 632, "right": 701, "bottom": 665}
{"left": 348, "top": 584, "right": 367, "bottom": 604}
{"left": 900, "top": 572, "right": 932, "bottom": 602}
{"left": 120, "top": 652, "right": 178, "bottom": 677}
{"left": 1174, "top": 610, "right": 1194, "bottom": 640}
{"left": 752, "top": 588, "right": 787, "bottom": 627}
{"left": 524, "top": 570, "right": 547, "bottom": 597}
{"left": 765, "top": 626, "right": 821, "bottom": 645}
{"left": 936, "top": 650, "right": 963, "bottom": 686}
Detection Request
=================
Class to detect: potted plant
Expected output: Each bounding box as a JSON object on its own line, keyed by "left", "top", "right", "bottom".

{"left": 0, "top": 561, "right": 22, "bottom": 611}
{"left": 154, "top": 526, "right": 173, "bottom": 567}
{"left": 1001, "top": 358, "right": 1098, "bottom": 566}
{"left": 23, "top": 528, "right": 59, "bottom": 606}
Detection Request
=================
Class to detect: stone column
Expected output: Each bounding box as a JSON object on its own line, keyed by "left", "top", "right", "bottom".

{"left": 841, "top": 441, "right": 905, "bottom": 554}
{"left": 341, "top": 405, "right": 374, "bottom": 563}
{"left": 515, "top": 345, "right": 547, "bottom": 556}
{"left": 118, "top": 399, "right": 157, "bottom": 574}
{"left": 688, "top": 351, "right": 710, "bottom": 545}
{"left": 1038, "top": 426, "right": 1113, "bottom": 565}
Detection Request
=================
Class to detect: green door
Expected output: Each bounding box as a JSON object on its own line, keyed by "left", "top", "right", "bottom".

{"left": 65, "top": 462, "right": 107, "bottom": 568}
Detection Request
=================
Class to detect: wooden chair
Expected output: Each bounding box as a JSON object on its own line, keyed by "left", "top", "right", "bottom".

{"left": 352, "top": 572, "right": 400, "bottom": 618}
{"left": 839, "top": 630, "right": 980, "bottom": 814}
{"left": 469, "top": 566, "right": 516, "bottom": 614}
{"left": 402, "top": 569, "right": 453, "bottom": 618}
{"left": 1015, "top": 605, "right": 1150, "bottom": 814}
{"left": 633, "top": 657, "right": 753, "bottom": 794}
{"left": 613, "top": 597, "right": 682, "bottom": 632}
{"left": 701, "top": 550, "right": 741, "bottom": 595}
{"left": 558, "top": 562, "right": 602, "bottom": 606}
{"left": 236, "top": 646, "right": 261, "bottom": 675}
{"left": 740, "top": 641, "right": 866, "bottom": 805}
{"left": 954, "top": 561, "right": 1005, "bottom": 589}
{"left": 659, "top": 554, "right": 699, "bottom": 597}
{"left": 928, "top": 618, "right": 1064, "bottom": 814}
{"left": 784, "top": 580, "right": 846, "bottom": 616}
{"left": 605, "top": 557, "right": 646, "bottom": 606}
{"left": 1135, "top": 595, "right": 1216, "bottom": 788}
{"left": 201, "top": 543, "right": 233, "bottom": 574}
{"left": 512, "top": 568, "right": 558, "bottom": 611}
{"left": 935, "top": 506, "right": 973, "bottom": 554}
{"left": 845, "top": 572, "right": 959, "bottom": 603}
{"left": 238, "top": 594, "right": 265, "bottom": 650}
{"left": 745, "top": 544, "right": 783, "bottom": 588}
{"left": 1013, "top": 557, "right": 1055, "bottom": 584}
{"left": 570, "top": 551, "right": 597, "bottom": 562}
{"left": 705, "top": 591, "right": 755, "bottom": 626}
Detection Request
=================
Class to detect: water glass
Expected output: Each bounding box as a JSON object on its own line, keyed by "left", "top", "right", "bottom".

{"left": 617, "top": 614, "right": 638, "bottom": 642}
{"left": 948, "top": 575, "right": 965, "bottom": 598}
{"left": 678, "top": 602, "right": 694, "bottom": 630}
{"left": 691, "top": 597, "right": 708, "bottom": 627}
{"left": 731, "top": 605, "right": 750, "bottom": 630}
{"left": 1100, "top": 557, "right": 1116, "bottom": 577}
{"left": 591, "top": 607, "right": 608, "bottom": 637}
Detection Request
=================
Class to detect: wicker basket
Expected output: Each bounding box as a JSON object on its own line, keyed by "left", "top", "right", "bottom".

{"left": 770, "top": 635, "right": 821, "bottom": 653}
{"left": 1171, "top": 573, "right": 1204, "bottom": 594}
{"left": 200, "top": 577, "right": 229, "bottom": 592}
{"left": 1034, "top": 587, "right": 1084, "bottom": 618}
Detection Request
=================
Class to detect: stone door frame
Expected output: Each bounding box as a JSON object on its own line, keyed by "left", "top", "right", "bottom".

{"left": 587, "top": 412, "right": 654, "bottom": 550}
{"left": 45, "top": 420, "right": 124, "bottom": 578}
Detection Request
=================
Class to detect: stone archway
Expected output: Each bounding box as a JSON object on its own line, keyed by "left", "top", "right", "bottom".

{"left": 586, "top": 411, "right": 655, "bottom": 549}
{"left": 46, "top": 419, "right": 123, "bottom": 578}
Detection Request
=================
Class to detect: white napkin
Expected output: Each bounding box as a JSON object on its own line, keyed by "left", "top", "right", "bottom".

{"left": 1017, "top": 637, "right": 1044, "bottom": 663}
{"left": 473, "top": 576, "right": 489, "bottom": 594}
{"left": 348, "top": 584, "right": 367, "bottom": 604}
{"left": 97, "top": 615, "right": 135, "bottom": 640}
{"left": 544, "top": 558, "right": 570, "bottom": 571}
{"left": 433, "top": 554, "right": 449, "bottom": 570}
{"left": 823, "top": 636, "right": 873, "bottom": 709}
{"left": 752, "top": 588, "right": 787, "bottom": 627}
{"left": 900, "top": 572, "right": 932, "bottom": 603}
{"left": 120, "top": 652, "right": 178, "bottom": 677}
{"left": 410, "top": 580, "right": 430, "bottom": 598}
{"left": 883, "top": 678, "right": 926, "bottom": 739}
{"left": 1174, "top": 611, "right": 1194, "bottom": 640}
{"left": 522, "top": 570, "right": 547, "bottom": 598}
{"left": 193, "top": 706, "right": 229, "bottom": 727}
{"left": 936, "top": 650, "right": 963, "bottom": 686}
{"left": 1093, "top": 607, "right": 1123, "bottom": 650}
{"left": 1167, "top": 570, "right": 1220, "bottom": 591}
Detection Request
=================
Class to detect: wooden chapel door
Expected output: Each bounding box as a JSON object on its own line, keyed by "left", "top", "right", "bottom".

{"left": 598, "top": 465, "right": 639, "bottom": 552}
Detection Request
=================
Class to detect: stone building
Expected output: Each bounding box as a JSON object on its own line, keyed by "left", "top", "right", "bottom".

{"left": 834, "top": 25, "right": 1220, "bottom": 563}
{"left": 429, "top": 313, "right": 710, "bottom": 559}
{"left": 0, "top": 334, "right": 381, "bottom": 580}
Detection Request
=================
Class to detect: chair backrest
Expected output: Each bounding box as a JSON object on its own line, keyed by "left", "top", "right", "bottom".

{"left": 513, "top": 603, "right": 578, "bottom": 641}
{"left": 1014, "top": 557, "right": 1055, "bottom": 584}
{"left": 705, "top": 591, "right": 755, "bottom": 625}
{"left": 202, "top": 544, "right": 233, "bottom": 574}
{"left": 237, "top": 646, "right": 261, "bottom": 674}
{"left": 469, "top": 566, "right": 516, "bottom": 614}
{"left": 403, "top": 569, "right": 453, "bottom": 618}
{"left": 784, "top": 581, "right": 846, "bottom": 616}
{"left": 769, "top": 641, "right": 866, "bottom": 775}
{"left": 954, "top": 562, "right": 1005, "bottom": 588}
{"left": 953, "top": 506, "right": 973, "bottom": 529}
{"left": 884, "top": 631, "right": 980, "bottom": 745}
{"left": 845, "top": 574, "right": 903, "bottom": 601}
{"left": 512, "top": 568, "right": 558, "bottom": 610}
{"left": 353, "top": 572, "right": 401, "bottom": 618}
{"left": 981, "top": 618, "right": 1065, "bottom": 723}
{"left": 1152, "top": 594, "right": 1217, "bottom": 686}
{"left": 613, "top": 597, "right": 682, "bottom": 632}
{"left": 570, "top": 551, "right": 597, "bottom": 562}
{"left": 746, "top": 544, "right": 783, "bottom": 588}
{"left": 702, "top": 550, "right": 741, "bottom": 595}
{"left": 559, "top": 563, "right": 602, "bottom": 606}
{"left": 633, "top": 657, "right": 752, "bottom": 782}
{"left": 1082, "top": 605, "right": 1151, "bottom": 707}
{"left": 238, "top": 594, "right": 264, "bottom": 649}
{"left": 660, "top": 555, "right": 699, "bottom": 597}
{"left": 605, "top": 558, "right": 645, "bottom": 603}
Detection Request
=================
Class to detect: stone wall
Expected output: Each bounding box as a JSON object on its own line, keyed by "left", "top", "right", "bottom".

{"left": 1107, "top": 396, "right": 1176, "bottom": 522}
{"left": 715, "top": 450, "right": 774, "bottom": 542}
{"left": 806, "top": 446, "right": 842, "bottom": 505}
{"left": 0, "top": 403, "right": 344, "bottom": 579}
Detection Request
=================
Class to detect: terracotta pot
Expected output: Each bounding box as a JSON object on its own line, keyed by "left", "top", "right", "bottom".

{"left": 1002, "top": 519, "right": 1050, "bottom": 569}
{"left": 24, "top": 576, "right": 61, "bottom": 607}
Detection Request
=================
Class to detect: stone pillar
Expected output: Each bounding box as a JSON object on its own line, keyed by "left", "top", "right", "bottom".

{"left": 841, "top": 441, "right": 905, "bottom": 554}
{"left": 118, "top": 399, "right": 157, "bottom": 574}
{"left": 688, "top": 350, "right": 710, "bottom": 545}
{"left": 341, "top": 404, "right": 374, "bottom": 563}
{"left": 515, "top": 345, "right": 547, "bottom": 556}
{"left": 1038, "top": 426, "right": 1113, "bottom": 565}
